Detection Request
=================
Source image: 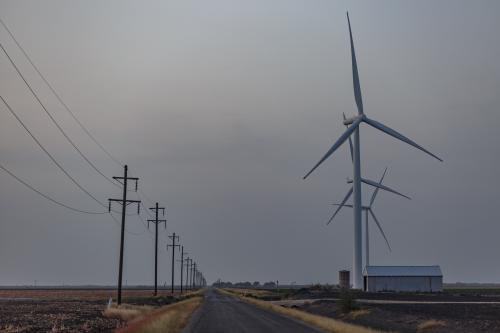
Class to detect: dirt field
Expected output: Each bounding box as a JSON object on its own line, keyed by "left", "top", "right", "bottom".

{"left": 286, "top": 288, "right": 500, "bottom": 302}
{"left": 0, "top": 289, "right": 179, "bottom": 333}
{"left": 282, "top": 288, "right": 500, "bottom": 333}
{"left": 297, "top": 300, "right": 500, "bottom": 332}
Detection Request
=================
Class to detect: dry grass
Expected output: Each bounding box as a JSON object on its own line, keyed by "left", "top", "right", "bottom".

{"left": 116, "top": 296, "right": 203, "bottom": 333}
{"left": 103, "top": 289, "right": 204, "bottom": 324}
{"left": 347, "top": 309, "right": 371, "bottom": 320}
{"left": 417, "top": 319, "right": 446, "bottom": 331}
{"left": 220, "top": 289, "right": 389, "bottom": 333}
{"left": 103, "top": 303, "right": 155, "bottom": 322}
{"left": 223, "top": 288, "right": 275, "bottom": 298}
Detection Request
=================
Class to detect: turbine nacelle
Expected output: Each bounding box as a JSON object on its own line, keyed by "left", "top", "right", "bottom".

{"left": 343, "top": 114, "right": 362, "bottom": 126}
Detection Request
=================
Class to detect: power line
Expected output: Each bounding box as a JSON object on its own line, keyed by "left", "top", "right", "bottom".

{"left": 109, "top": 212, "right": 145, "bottom": 236}
{"left": 138, "top": 212, "right": 155, "bottom": 236}
{"left": 0, "top": 41, "right": 120, "bottom": 189}
{"left": 0, "top": 17, "right": 123, "bottom": 167}
{"left": 0, "top": 19, "right": 164, "bottom": 212}
{"left": 0, "top": 161, "right": 149, "bottom": 234}
{"left": 0, "top": 95, "right": 108, "bottom": 209}
{"left": 0, "top": 19, "right": 161, "bottom": 217}
{"left": 0, "top": 162, "right": 105, "bottom": 215}
{"left": 138, "top": 189, "right": 156, "bottom": 207}
{"left": 0, "top": 17, "right": 124, "bottom": 168}
{"left": 139, "top": 199, "right": 155, "bottom": 219}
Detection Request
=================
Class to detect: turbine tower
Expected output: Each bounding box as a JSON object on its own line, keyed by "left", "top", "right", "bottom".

{"left": 303, "top": 13, "right": 442, "bottom": 289}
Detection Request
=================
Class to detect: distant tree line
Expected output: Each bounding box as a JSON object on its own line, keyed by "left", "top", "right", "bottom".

{"left": 212, "top": 280, "right": 277, "bottom": 288}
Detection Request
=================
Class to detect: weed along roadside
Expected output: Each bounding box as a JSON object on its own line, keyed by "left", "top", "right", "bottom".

{"left": 106, "top": 289, "right": 205, "bottom": 333}
{"left": 219, "top": 289, "right": 388, "bottom": 333}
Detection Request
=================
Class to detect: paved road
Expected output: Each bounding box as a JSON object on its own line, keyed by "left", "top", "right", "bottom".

{"left": 182, "top": 289, "right": 324, "bottom": 333}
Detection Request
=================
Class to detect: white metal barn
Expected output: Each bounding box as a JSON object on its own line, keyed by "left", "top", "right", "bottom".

{"left": 363, "top": 266, "right": 443, "bottom": 292}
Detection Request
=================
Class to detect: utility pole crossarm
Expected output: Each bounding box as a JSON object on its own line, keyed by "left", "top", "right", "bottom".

{"left": 150, "top": 206, "right": 165, "bottom": 216}
{"left": 147, "top": 219, "right": 166, "bottom": 228}
{"left": 113, "top": 176, "right": 139, "bottom": 191}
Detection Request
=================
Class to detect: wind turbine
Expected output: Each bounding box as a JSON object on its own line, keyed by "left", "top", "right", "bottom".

{"left": 303, "top": 13, "right": 442, "bottom": 289}
{"left": 331, "top": 116, "right": 407, "bottom": 267}
{"left": 330, "top": 168, "right": 397, "bottom": 267}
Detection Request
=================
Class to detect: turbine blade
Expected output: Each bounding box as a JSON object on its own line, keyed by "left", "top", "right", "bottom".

{"left": 369, "top": 167, "right": 388, "bottom": 207}
{"left": 347, "top": 12, "right": 363, "bottom": 115}
{"left": 327, "top": 187, "right": 353, "bottom": 225}
{"left": 363, "top": 117, "right": 443, "bottom": 162}
{"left": 303, "top": 116, "right": 363, "bottom": 179}
{"left": 361, "top": 177, "right": 411, "bottom": 200}
{"left": 343, "top": 113, "right": 354, "bottom": 162}
{"left": 333, "top": 204, "right": 372, "bottom": 210}
{"left": 369, "top": 209, "right": 392, "bottom": 252}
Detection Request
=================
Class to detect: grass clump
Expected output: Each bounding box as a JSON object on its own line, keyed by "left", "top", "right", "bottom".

{"left": 417, "top": 319, "right": 446, "bottom": 331}
{"left": 348, "top": 309, "right": 370, "bottom": 320}
{"left": 103, "top": 303, "right": 154, "bottom": 321}
{"left": 338, "top": 289, "right": 359, "bottom": 314}
{"left": 219, "top": 289, "right": 387, "bottom": 333}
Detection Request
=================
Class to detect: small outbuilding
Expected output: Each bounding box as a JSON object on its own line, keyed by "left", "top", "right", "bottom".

{"left": 363, "top": 266, "right": 443, "bottom": 292}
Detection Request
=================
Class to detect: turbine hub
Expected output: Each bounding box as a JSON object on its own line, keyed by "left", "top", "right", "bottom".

{"left": 343, "top": 114, "right": 362, "bottom": 125}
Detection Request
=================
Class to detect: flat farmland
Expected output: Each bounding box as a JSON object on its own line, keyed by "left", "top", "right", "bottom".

{"left": 268, "top": 287, "right": 500, "bottom": 333}
{"left": 0, "top": 288, "right": 178, "bottom": 333}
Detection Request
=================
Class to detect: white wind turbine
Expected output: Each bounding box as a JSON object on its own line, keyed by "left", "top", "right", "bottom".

{"left": 330, "top": 168, "right": 400, "bottom": 267}
{"left": 331, "top": 114, "right": 408, "bottom": 267}
{"left": 303, "top": 12, "right": 442, "bottom": 289}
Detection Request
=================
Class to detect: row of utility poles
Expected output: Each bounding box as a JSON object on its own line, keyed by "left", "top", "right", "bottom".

{"left": 109, "top": 165, "right": 207, "bottom": 305}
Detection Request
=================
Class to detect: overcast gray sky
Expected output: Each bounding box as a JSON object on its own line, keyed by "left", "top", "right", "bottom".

{"left": 0, "top": 0, "right": 499, "bottom": 286}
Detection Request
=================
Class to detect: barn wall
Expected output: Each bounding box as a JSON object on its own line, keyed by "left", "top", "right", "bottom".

{"left": 366, "top": 276, "right": 443, "bottom": 292}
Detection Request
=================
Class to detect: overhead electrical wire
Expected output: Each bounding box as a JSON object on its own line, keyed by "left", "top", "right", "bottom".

{"left": 109, "top": 212, "right": 145, "bottom": 236}
{"left": 0, "top": 20, "right": 162, "bottom": 223}
{"left": 0, "top": 41, "right": 120, "bottom": 189}
{"left": 0, "top": 156, "right": 152, "bottom": 236}
{"left": 0, "top": 19, "right": 123, "bottom": 168}
{"left": 138, "top": 189, "right": 156, "bottom": 207}
{"left": 0, "top": 161, "right": 149, "bottom": 236}
{"left": 0, "top": 162, "right": 105, "bottom": 215}
{"left": 138, "top": 198, "right": 155, "bottom": 219}
{"left": 0, "top": 20, "right": 160, "bottom": 207}
{"left": 0, "top": 156, "right": 155, "bottom": 235}
{"left": 0, "top": 158, "right": 149, "bottom": 234}
{"left": 0, "top": 95, "right": 112, "bottom": 210}
{"left": 0, "top": 17, "right": 124, "bottom": 168}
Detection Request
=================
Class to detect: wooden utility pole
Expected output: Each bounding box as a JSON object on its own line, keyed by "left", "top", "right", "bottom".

{"left": 108, "top": 165, "right": 140, "bottom": 305}
{"left": 148, "top": 202, "right": 166, "bottom": 296}
{"left": 192, "top": 262, "right": 197, "bottom": 289}
{"left": 185, "top": 257, "right": 191, "bottom": 291}
{"left": 166, "top": 232, "right": 180, "bottom": 294}
{"left": 178, "top": 247, "right": 187, "bottom": 294}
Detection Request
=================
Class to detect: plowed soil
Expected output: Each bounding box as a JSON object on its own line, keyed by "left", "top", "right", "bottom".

{"left": 0, "top": 289, "right": 172, "bottom": 333}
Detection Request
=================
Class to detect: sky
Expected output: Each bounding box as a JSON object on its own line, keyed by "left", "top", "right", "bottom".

{"left": 0, "top": 0, "right": 499, "bottom": 286}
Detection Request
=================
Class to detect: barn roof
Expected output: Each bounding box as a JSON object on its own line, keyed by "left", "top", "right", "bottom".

{"left": 363, "top": 265, "right": 442, "bottom": 277}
